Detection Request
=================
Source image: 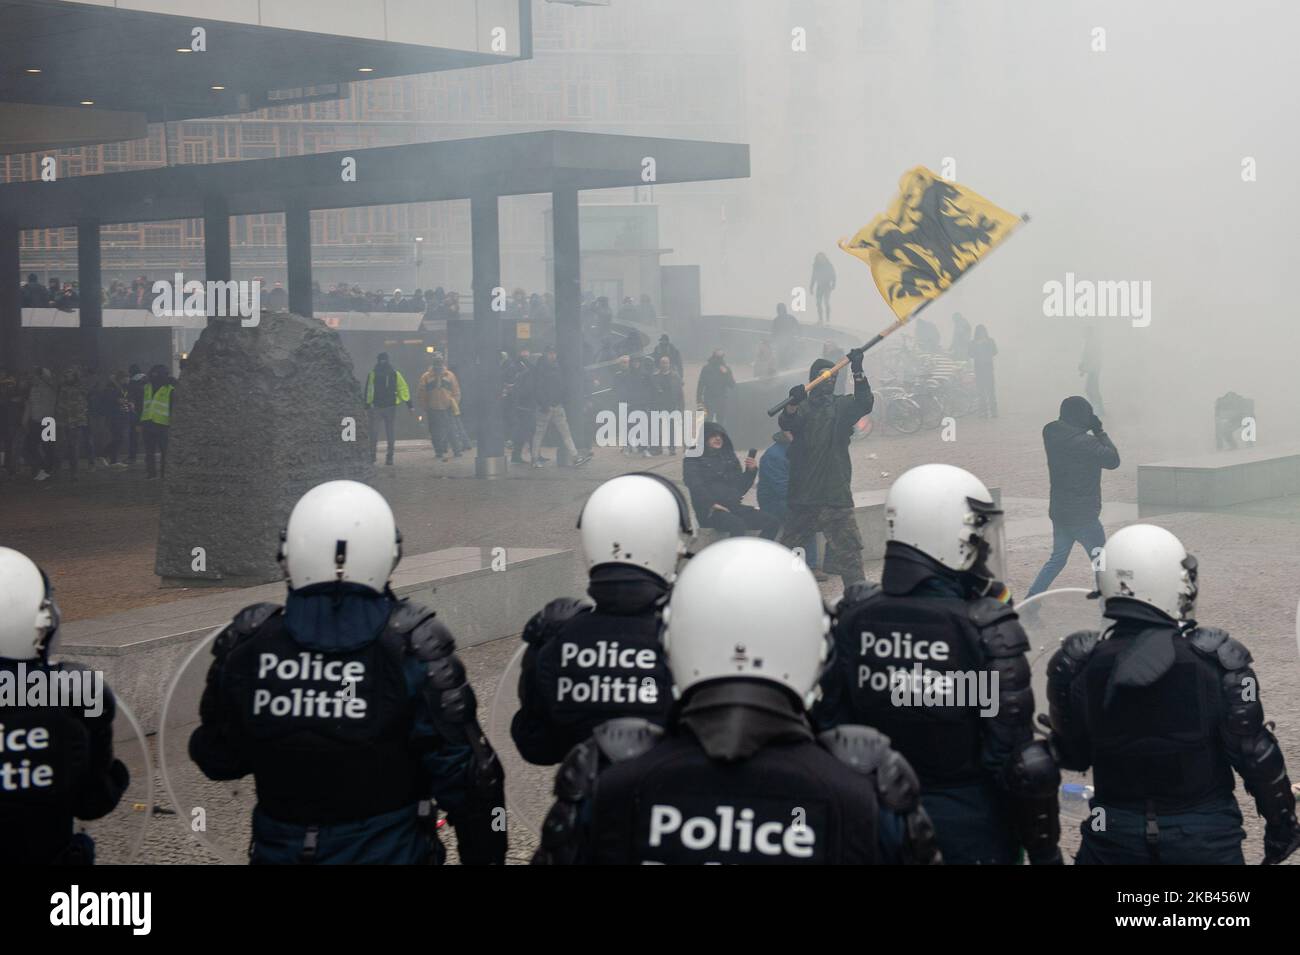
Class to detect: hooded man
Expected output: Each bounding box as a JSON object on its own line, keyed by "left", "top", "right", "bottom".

{"left": 695, "top": 350, "right": 735, "bottom": 426}
{"left": 1025, "top": 395, "right": 1121, "bottom": 597}
{"left": 777, "top": 350, "right": 874, "bottom": 586}
{"left": 682, "top": 421, "right": 779, "bottom": 540}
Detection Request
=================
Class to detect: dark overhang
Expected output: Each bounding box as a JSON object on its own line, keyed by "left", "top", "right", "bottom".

{"left": 0, "top": 131, "right": 750, "bottom": 229}
{"left": 0, "top": 0, "right": 530, "bottom": 124}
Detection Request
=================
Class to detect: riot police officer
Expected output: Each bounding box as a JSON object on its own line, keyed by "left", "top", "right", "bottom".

{"left": 1046, "top": 523, "right": 1300, "bottom": 864}
{"left": 189, "top": 480, "right": 505, "bottom": 864}
{"left": 532, "top": 537, "right": 941, "bottom": 865}
{"left": 817, "top": 464, "right": 1062, "bottom": 865}
{"left": 0, "top": 547, "right": 129, "bottom": 864}
{"left": 511, "top": 473, "right": 685, "bottom": 764}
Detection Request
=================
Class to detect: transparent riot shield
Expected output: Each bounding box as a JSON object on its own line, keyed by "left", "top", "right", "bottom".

{"left": 1018, "top": 587, "right": 1101, "bottom": 822}
{"left": 485, "top": 643, "right": 557, "bottom": 839}
{"left": 74, "top": 690, "right": 154, "bottom": 864}
{"left": 158, "top": 628, "right": 255, "bottom": 864}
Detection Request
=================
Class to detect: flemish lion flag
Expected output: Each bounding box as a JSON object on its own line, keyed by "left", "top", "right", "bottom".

{"left": 839, "top": 167, "right": 1023, "bottom": 320}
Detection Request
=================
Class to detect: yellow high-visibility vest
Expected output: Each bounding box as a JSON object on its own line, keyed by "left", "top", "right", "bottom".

{"left": 140, "top": 383, "right": 174, "bottom": 425}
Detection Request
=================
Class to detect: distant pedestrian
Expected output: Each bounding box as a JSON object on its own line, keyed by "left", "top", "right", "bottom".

{"left": 365, "top": 352, "right": 411, "bottom": 467}
{"left": 695, "top": 349, "right": 735, "bottom": 426}
{"left": 139, "top": 363, "right": 175, "bottom": 480}
{"left": 970, "top": 324, "right": 999, "bottom": 418}
{"left": 810, "top": 252, "right": 836, "bottom": 325}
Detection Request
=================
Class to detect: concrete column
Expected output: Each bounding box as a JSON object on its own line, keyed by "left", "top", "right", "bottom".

{"left": 285, "top": 202, "right": 313, "bottom": 317}
{"left": 0, "top": 221, "right": 20, "bottom": 372}
{"left": 203, "top": 194, "right": 232, "bottom": 323}
{"left": 551, "top": 188, "right": 584, "bottom": 455}
{"left": 471, "top": 194, "right": 506, "bottom": 477}
{"left": 76, "top": 217, "right": 102, "bottom": 366}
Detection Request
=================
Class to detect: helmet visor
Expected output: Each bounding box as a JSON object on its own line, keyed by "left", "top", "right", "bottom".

{"left": 966, "top": 497, "right": 1006, "bottom": 584}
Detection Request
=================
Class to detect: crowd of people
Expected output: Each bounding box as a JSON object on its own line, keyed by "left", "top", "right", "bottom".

{"left": 0, "top": 362, "right": 175, "bottom": 481}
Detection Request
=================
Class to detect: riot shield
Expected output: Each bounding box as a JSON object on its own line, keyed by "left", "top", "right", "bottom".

{"left": 485, "top": 643, "right": 557, "bottom": 839}
{"left": 158, "top": 628, "right": 255, "bottom": 864}
{"left": 1018, "top": 587, "right": 1101, "bottom": 822}
{"left": 75, "top": 690, "right": 154, "bottom": 864}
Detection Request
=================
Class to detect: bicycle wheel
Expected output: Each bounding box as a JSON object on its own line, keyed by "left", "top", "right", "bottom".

{"left": 887, "top": 398, "right": 923, "bottom": 434}
{"left": 918, "top": 394, "right": 945, "bottom": 430}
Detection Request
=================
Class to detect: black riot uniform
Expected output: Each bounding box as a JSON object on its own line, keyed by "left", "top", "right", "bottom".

{"left": 189, "top": 583, "right": 505, "bottom": 864}
{"left": 511, "top": 565, "right": 673, "bottom": 765}
{"left": 1048, "top": 598, "right": 1300, "bottom": 865}
{"left": 816, "top": 543, "right": 1062, "bottom": 864}
{"left": 532, "top": 681, "right": 942, "bottom": 865}
{"left": 0, "top": 659, "right": 129, "bottom": 865}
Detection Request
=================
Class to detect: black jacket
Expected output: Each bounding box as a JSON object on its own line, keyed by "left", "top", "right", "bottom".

{"left": 532, "top": 359, "right": 567, "bottom": 409}
{"left": 682, "top": 422, "right": 755, "bottom": 522}
{"left": 778, "top": 376, "right": 873, "bottom": 509}
{"left": 696, "top": 358, "right": 735, "bottom": 405}
{"left": 1044, "top": 419, "right": 1120, "bottom": 524}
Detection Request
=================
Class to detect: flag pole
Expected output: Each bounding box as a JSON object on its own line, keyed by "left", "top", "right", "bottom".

{"left": 765, "top": 213, "right": 1030, "bottom": 417}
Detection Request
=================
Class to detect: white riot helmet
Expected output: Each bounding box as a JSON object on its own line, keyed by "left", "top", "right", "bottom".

{"left": 885, "top": 464, "right": 1004, "bottom": 577}
{"left": 0, "top": 547, "right": 60, "bottom": 660}
{"left": 577, "top": 473, "right": 693, "bottom": 583}
{"left": 278, "top": 480, "right": 401, "bottom": 593}
{"left": 661, "top": 538, "right": 830, "bottom": 709}
{"left": 1096, "top": 524, "right": 1198, "bottom": 621}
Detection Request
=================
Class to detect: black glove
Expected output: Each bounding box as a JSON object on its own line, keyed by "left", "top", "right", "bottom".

{"left": 849, "top": 347, "right": 866, "bottom": 373}
{"left": 788, "top": 384, "right": 807, "bottom": 403}
{"left": 1088, "top": 414, "right": 1103, "bottom": 433}
{"left": 1263, "top": 822, "right": 1300, "bottom": 865}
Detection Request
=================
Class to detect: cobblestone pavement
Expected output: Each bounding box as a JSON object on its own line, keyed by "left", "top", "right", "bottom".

{"left": 5, "top": 406, "right": 1298, "bottom": 863}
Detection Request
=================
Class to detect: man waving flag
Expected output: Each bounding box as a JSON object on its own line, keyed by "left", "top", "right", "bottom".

{"left": 838, "top": 166, "right": 1023, "bottom": 320}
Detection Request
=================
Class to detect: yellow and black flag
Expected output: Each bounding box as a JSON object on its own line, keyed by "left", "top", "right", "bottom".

{"left": 839, "top": 167, "right": 1023, "bottom": 321}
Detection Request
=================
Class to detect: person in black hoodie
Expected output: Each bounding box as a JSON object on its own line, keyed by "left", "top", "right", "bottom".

{"left": 530, "top": 346, "right": 590, "bottom": 469}
{"left": 778, "top": 350, "right": 874, "bottom": 587}
{"left": 510, "top": 474, "right": 686, "bottom": 765}
{"left": 1026, "top": 395, "right": 1121, "bottom": 597}
{"left": 1047, "top": 524, "right": 1300, "bottom": 865}
{"left": 695, "top": 350, "right": 735, "bottom": 425}
{"left": 682, "top": 421, "right": 779, "bottom": 539}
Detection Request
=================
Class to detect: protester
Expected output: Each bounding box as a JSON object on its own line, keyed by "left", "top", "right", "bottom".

{"left": 140, "top": 363, "right": 175, "bottom": 480}
{"left": 1025, "top": 395, "right": 1121, "bottom": 597}
{"left": 651, "top": 354, "right": 684, "bottom": 455}
{"left": 757, "top": 430, "right": 820, "bottom": 576}
{"left": 418, "top": 355, "right": 459, "bottom": 461}
{"left": 530, "top": 346, "right": 590, "bottom": 469}
{"left": 682, "top": 421, "right": 779, "bottom": 539}
{"left": 695, "top": 349, "right": 735, "bottom": 426}
{"left": 365, "top": 353, "right": 411, "bottom": 467}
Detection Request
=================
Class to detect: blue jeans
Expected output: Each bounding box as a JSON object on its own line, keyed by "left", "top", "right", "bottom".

{"left": 1026, "top": 517, "right": 1106, "bottom": 598}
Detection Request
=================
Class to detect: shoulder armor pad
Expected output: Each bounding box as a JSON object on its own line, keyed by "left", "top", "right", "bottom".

{"left": 818, "top": 726, "right": 922, "bottom": 814}
{"left": 406, "top": 617, "right": 456, "bottom": 663}
{"left": 523, "top": 597, "right": 592, "bottom": 646}
{"left": 215, "top": 602, "right": 281, "bottom": 655}
{"left": 836, "top": 580, "right": 882, "bottom": 614}
{"left": 972, "top": 599, "right": 1029, "bottom": 657}
{"left": 969, "top": 595, "right": 1017, "bottom": 629}
{"left": 1187, "top": 625, "right": 1228, "bottom": 656}
{"left": 1216, "top": 636, "right": 1253, "bottom": 672}
{"left": 591, "top": 718, "right": 663, "bottom": 764}
{"left": 388, "top": 598, "right": 436, "bottom": 635}
{"left": 1061, "top": 629, "right": 1102, "bottom": 662}
{"left": 817, "top": 724, "right": 893, "bottom": 775}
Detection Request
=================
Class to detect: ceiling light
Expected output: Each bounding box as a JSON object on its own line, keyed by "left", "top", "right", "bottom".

{"left": 25, "top": 68, "right": 41, "bottom": 74}
{"left": 211, "top": 85, "right": 226, "bottom": 91}
{"left": 358, "top": 67, "right": 375, "bottom": 73}
{"left": 80, "top": 100, "right": 94, "bottom": 106}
